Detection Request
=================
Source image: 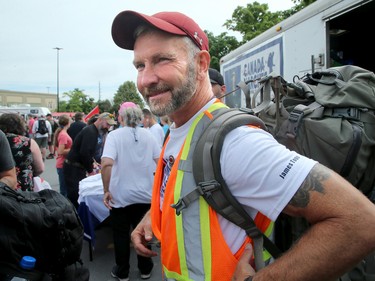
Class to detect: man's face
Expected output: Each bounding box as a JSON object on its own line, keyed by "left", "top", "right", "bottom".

{"left": 211, "top": 83, "right": 222, "bottom": 98}
{"left": 97, "top": 118, "right": 111, "bottom": 133}
{"left": 134, "top": 31, "right": 198, "bottom": 117}
{"left": 142, "top": 115, "right": 150, "bottom": 128}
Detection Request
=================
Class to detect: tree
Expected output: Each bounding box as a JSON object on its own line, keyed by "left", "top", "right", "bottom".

{"left": 223, "top": 2, "right": 284, "bottom": 43}
{"left": 62, "top": 88, "right": 96, "bottom": 113}
{"left": 222, "top": 0, "right": 316, "bottom": 43}
{"left": 57, "top": 100, "right": 69, "bottom": 112}
{"left": 207, "top": 31, "right": 241, "bottom": 70}
{"left": 98, "top": 99, "right": 113, "bottom": 113}
{"left": 292, "top": 0, "right": 316, "bottom": 8}
{"left": 112, "top": 81, "right": 144, "bottom": 113}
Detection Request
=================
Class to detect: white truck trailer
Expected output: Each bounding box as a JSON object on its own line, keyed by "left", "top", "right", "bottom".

{"left": 220, "top": 0, "right": 375, "bottom": 108}
{"left": 0, "top": 106, "right": 51, "bottom": 120}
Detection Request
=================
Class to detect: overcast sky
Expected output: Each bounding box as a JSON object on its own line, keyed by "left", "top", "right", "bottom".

{"left": 0, "top": 0, "right": 294, "bottom": 102}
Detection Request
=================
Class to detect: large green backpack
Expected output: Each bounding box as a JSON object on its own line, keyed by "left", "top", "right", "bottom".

{"left": 252, "top": 65, "right": 375, "bottom": 199}
{"left": 187, "top": 105, "right": 374, "bottom": 280}
{"left": 186, "top": 65, "right": 375, "bottom": 279}
{"left": 250, "top": 65, "right": 375, "bottom": 280}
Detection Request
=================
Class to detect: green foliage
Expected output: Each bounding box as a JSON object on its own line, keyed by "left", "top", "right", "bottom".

{"left": 206, "top": 31, "right": 241, "bottom": 70}
{"left": 98, "top": 99, "right": 112, "bottom": 113}
{"left": 292, "top": 0, "right": 316, "bottom": 7}
{"left": 112, "top": 81, "right": 144, "bottom": 113}
{"left": 62, "top": 88, "right": 96, "bottom": 114}
{"left": 57, "top": 100, "right": 68, "bottom": 112}
{"left": 223, "top": 2, "right": 285, "bottom": 43}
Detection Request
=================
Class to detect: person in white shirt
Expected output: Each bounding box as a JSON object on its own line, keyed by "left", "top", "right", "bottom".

{"left": 102, "top": 102, "right": 161, "bottom": 281}
{"left": 32, "top": 115, "right": 52, "bottom": 161}
{"left": 111, "top": 9, "right": 375, "bottom": 281}
{"left": 142, "top": 108, "right": 164, "bottom": 148}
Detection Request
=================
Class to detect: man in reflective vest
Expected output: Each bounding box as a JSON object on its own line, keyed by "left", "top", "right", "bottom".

{"left": 111, "top": 10, "right": 375, "bottom": 281}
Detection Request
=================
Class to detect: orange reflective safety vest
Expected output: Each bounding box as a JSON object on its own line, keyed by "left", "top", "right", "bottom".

{"left": 151, "top": 102, "right": 273, "bottom": 280}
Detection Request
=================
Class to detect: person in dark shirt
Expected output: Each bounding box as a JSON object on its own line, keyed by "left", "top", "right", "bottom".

{"left": 0, "top": 129, "right": 17, "bottom": 190}
{"left": 67, "top": 112, "right": 87, "bottom": 142}
{"left": 209, "top": 68, "right": 226, "bottom": 101}
{"left": 63, "top": 112, "right": 116, "bottom": 208}
{"left": 46, "top": 113, "right": 59, "bottom": 159}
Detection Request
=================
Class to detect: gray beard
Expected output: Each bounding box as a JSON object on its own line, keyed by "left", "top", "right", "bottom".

{"left": 146, "top": 63, "right": 197, "bottom": 117}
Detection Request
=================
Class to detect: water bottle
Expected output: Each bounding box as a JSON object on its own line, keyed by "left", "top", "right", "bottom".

{"left": 9, "top": 256, "right": 36, "bottom": 281}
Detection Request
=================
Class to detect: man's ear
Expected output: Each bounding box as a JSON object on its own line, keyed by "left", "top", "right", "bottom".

{"left": 196, "top": 51, "right": 210, "bottom": 81}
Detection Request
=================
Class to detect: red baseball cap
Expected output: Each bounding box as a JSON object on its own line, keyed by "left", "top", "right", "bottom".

{"left": 111, "top": 10, "right": 209, "bottom": 51}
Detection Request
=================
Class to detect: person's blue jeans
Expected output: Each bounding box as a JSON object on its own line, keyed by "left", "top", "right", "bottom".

{"left": 57, "top": 167, "right": 67, "bottom": 197}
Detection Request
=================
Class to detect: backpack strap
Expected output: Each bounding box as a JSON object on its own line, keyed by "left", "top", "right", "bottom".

{"left": 0, "top": 184, "right": 43, "bottom": 204}
{"left": 195, "top": 108, "right": 282, "bottom": 268}
{"left": 251, "top": 75, "right": 273, "bottom": 113}
{"left": 172, "top": 107, "right": 282, "bottom": 270}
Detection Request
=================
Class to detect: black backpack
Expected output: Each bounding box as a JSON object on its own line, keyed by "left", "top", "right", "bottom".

{"left": 0, "top": 184, "right": 84, "bottom": 275}
{"left": 37, "top": 119, "right": 49, "bottom": 135}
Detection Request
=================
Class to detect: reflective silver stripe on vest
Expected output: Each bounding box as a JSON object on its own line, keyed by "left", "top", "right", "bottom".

{"left": 171, "top": 103, "right": 227, "bottom": 280}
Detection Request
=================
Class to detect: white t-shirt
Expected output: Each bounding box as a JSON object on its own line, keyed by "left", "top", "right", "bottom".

{"left": 163, "top": 99, "right": 317, "bottom": 253}
{"left": 149, "top": 123, "right": 165, "bottom": 148}
{"left": 101, "top": 126, "right": 161, "bottom": 208}
{"left": 32, "top": 118, "right": 52, "bottom": 138}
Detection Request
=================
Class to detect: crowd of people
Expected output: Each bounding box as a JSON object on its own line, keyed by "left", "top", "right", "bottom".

{"left": 0, "top": 110, "right": 168, "bottom": 195}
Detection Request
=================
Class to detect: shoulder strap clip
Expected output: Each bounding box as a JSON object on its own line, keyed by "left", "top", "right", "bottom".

{"left": 171, "top": 180, "right": 221, "bottom": 216}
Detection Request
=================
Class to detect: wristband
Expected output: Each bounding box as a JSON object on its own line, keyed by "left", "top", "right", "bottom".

{"left": 245, "top": 277, "right": 253, "bottom": 281}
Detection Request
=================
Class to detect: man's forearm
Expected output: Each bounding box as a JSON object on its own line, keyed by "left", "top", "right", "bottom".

{"left": 254, "top": 211, "right": 374, "bottom": 280}
{"left": 101, "top": 167, "right": 111, "bottom": 193}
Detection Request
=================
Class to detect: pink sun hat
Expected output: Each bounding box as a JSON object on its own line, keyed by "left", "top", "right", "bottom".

{"left": 119, "top": 102, "right": 137, "bottom": 115}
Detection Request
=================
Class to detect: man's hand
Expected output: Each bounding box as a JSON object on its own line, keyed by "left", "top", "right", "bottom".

{"left": 103, "top": 191, "right": 113, "bottom": 210}
{"left": 131, "top": 210, "right": 158, "bottom": 257}
{"left": 232, "top": 244, "right": 256, "bottom": 281}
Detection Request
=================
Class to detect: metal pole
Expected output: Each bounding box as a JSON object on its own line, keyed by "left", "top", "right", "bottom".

{"left": 53, "top": 47, "right": 63, "bottom": 112}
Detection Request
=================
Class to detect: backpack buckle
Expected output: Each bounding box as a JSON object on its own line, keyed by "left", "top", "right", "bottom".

{"left": 171, "top": 198, "right": 188, "bottom": 216}
{"left": 170, "top": 180, "right": 221, "bottom": 216}
{"left": 197, "top": 180, "right": 221, "bottom": 198}
{"left": 331, "top": 108, "right": 360, "bottom": 120}
{"left": 288, "top": 109, "right": 304, "bottom": 124}
{"left": 287, "top": 109, "right": 304, "bottom": 138}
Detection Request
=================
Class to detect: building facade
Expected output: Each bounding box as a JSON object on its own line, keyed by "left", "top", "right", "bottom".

{"left": 0, "top": 90, "right": 57, "bottom": 111}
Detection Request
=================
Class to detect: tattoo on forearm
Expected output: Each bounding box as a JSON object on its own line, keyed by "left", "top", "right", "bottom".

{"left": 289, "top": 164, "right": 329, "bottom": 208}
